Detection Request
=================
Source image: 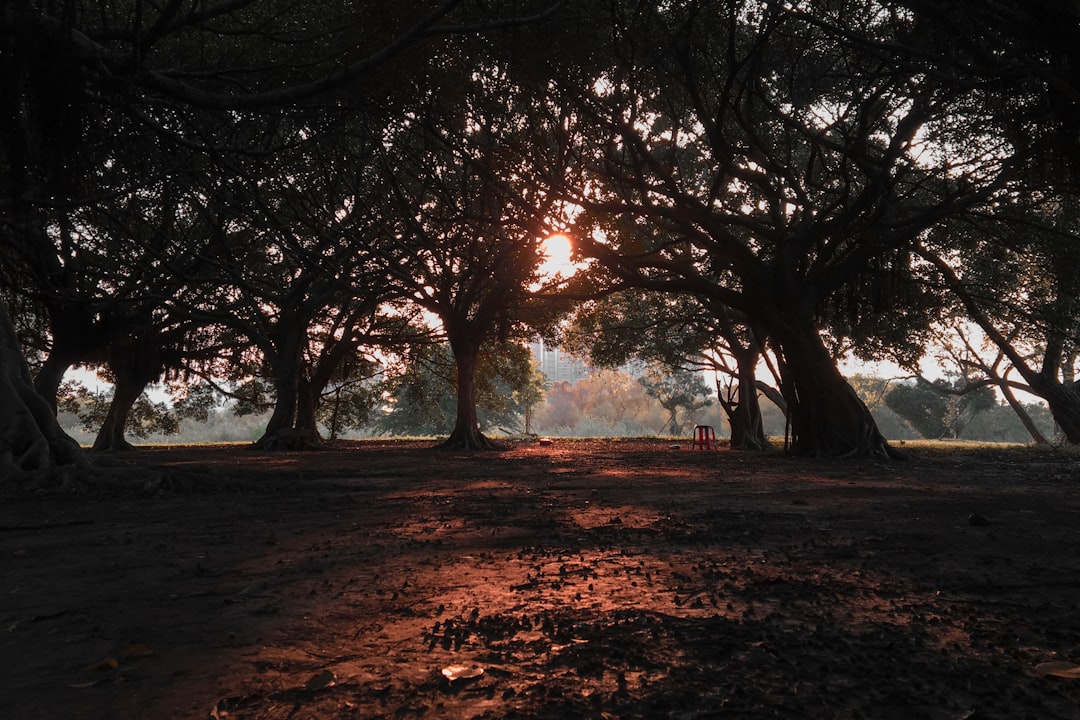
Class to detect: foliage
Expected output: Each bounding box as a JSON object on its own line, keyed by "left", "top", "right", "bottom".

{"left": 375, "top": 342, "right": 543, "bottom": 437}
{"left": 315, "top": 356, "right": 384, "bottom": 441}
{"left": 638, "top": 364, "right": 714, "bottom": 437}
{"left": 885, "top": 380, "right": 998, "bottom": 440}
{"left": 960, "top": 403, "right": 1056, "bottom": 444}
{"left": 58, "top": 382, "right": 180, "bottom": 440}
{"left": 536, "top": 369, "right": 663, "bottom": 435}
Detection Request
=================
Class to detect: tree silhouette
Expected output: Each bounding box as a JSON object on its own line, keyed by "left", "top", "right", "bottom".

{"left": 638, "top": 364, "right": 713, "bottom": 438}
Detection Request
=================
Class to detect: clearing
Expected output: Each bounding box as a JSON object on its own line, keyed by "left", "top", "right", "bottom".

{"left": 2, "top": 440, "right": 1079, "bottom": 719}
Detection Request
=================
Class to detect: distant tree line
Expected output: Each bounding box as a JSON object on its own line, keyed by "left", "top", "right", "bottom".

{"left": 57, "top": 364, "right": 1054, "bottom": 448}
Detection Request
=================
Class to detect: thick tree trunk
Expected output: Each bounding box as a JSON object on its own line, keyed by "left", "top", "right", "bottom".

{"left": 665, "top": 408, "right": 683, "bottom": 437}
{"left": 295, "top": 375, "right": 320, "bottom": 437}
{"left": 91, "top": 378, "right": 143, "bottom": 452}
{"left": 253, "top": 317, "right": 321, "bottom": 450}
{"left": 1029, "top": 376, "right": 1080, "bottom": 444}
{"left": 0, "top": 302, "right": 87, "bottom": 480}
{"left": 772, "top": 316, "right": 899, "bottom": 458}
{"left": 726, "top": 393, "right": 767, "bottom": 450}
{"left": 32, "top": 307, "right": 111, "bottom": 412}
{"left": 91, "top": 330, "right": 167, "bottom": 452}
{"left": 33, "top": 349, "right": 75, "bottom": 413}
{"left": 438, "top": 341, "right": 502, "bottom": 451}
{"left": 254, "top": 364, "right": 307, "bottom": 450}
{"left": 717, "top": 348, "right": 771, "bottom": 451}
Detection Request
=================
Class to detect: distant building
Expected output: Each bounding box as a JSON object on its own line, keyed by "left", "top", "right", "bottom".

{"left": 528, "top": 340, "right": 648, "bottom": 384}
{"left": 529, "top": 339, "right": 590, "bottom": 383}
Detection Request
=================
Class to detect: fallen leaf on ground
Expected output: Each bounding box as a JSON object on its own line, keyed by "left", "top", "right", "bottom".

{"left": 68, "top": 680, "right": 98, "bottom": 689}
{"left": 1036, "top": 661, "right": 1080, "bottom": 679}
{"left": 442, "top": 665, "right": 484, "bottom": 682}
{"left": 124, "top": 644, "right": 155, "bottom": 658}
{"left": 304, "top": 668, "right": 336, "bottom": 690}
{"left": 210, "top": 696, "right": 251, "bottom": 719}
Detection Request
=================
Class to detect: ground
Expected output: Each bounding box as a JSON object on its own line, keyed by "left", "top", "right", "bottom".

{"left": 2, "top": 439, "right": 1080, "bottom": 720}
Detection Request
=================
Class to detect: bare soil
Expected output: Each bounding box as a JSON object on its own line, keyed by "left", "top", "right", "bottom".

{"left": 2, "top": 439, "right": 1080, "bottom": 720}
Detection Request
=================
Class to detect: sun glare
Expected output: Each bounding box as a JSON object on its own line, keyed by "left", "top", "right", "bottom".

{"left": 539, "top": 234, "right": 576, "bottom": 278}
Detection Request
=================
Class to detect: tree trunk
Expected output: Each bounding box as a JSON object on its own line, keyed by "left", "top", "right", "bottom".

{"left": 997, "top": 380, "right": 1050, "bottom": 445}
{"left": 254, "top": 363, "right": 304, "bottom": 449}
{"left": 91, "top": 329, "right": 167, "bottom": 452}
{"left": 724, "top": 392, "right": 767, "bottom": 451}
{"left": 665, "top": 407, "right": 683, "bottom": 437}
{"left": 32, "top": 306, "right": 111, "bottom": 412}
{"left": 717, "top": 347, "right": 771, "bottom": 451}
{"left": 295, "top": 375, "right": 320, "bottom": 438}
{"left": 33, "top": 348, "right": 75, "bottom": 414}
{"left": 253, "top": 315, "right": 319, "bottom": 450}
{"left": 1029, "top": 375, "right": 1080, "bottom": 444}
{"left": 0, "top": 302, "right": 87, "bottom": 480}
{"left": 772, "top": 316, "right": 899, "bottom": 458}
{"left": 438, "top": 339, "right": 502, "bottom": 451}
{"left": 91, "top": 378, "right": 143, "bottom": 452}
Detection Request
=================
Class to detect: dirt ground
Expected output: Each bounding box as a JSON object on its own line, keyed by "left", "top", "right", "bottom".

{"left": 2, "top": 439, "right": 1080, "bottom": 720}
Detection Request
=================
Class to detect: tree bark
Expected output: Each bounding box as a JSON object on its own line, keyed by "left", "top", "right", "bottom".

{"left": 253, "top": 315, "right": 321, "bottom": 450}
{"left": 0, "top": 302, "right": 87, "bottom": 480}
{"left": 1028, "top": 375, "right": 1080, "bottom": 444}
{"left": 33, "top": 348, "right": 76, "bottom": 414}
{"left": 254, "top": 363, "right": 304, "bottom": 449}
{"left": 91, "top": 378, "right": 143, "bottom": 452}
{"left": 438, "top": 337, "right": 502, "bottom": 451}
{"left": 771, "top": 315, "right": 899, "bottom": 458}
{"left": 91, "top": 329, "right": 168, "bottom": 452}
{"left": 295, "top": 375, "right": 319, "bottom": 438}
{"left": 717, "top": 347, "right": 771, "bottom": 451}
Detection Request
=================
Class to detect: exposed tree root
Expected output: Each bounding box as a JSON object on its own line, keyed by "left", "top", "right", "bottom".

{"left": 435, "top": 426, "right": 506, "bottom": 451}
{"left": 91, "top": 436, "right": 136, "bottom": 453}
{"left": 252, "top": 428, "right": 321, "bottom": 451}
{"left": 2, "top": 308, "right": 87, "bottom": 482}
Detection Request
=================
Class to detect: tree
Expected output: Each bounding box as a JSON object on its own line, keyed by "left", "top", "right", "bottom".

{"left": 59, "top": 380, "right": 181, "bottom": 444}
{"left": 0, "top": 304, "right": 86, "bottom": 478}
{"left": 918, "top": 198, "right": 1080, "bottom": 443}
{"left": 169, "top": 120, "right": 410, "bottom": 449}
{"left": 376, "top": 341, "right": 542, "bottom": 438}
{"left": 1, "top": 0, "right": 562, "bottom": 474}
{"left": 912, "top": 323, "right": 1053, "bottom": 445}
{"left": 884, "top": 0, "right": 1080, "bottom": 444}
{"left": 365, "top": 58, "right": 571, "bottom": 450}
{"left": 565, "top": 289, "right": 777, "bottom": 449}
{"left": 547, "top": 1, "right": 998, "bottom": 457}
{"left": 638, "top": 364, "right": 713, "bottom": 437}
{"left": 885, "top": 379, "right": 996, "bottom": 440}
{"left": 533, "top": 368, "right": 666, "bottom": 437}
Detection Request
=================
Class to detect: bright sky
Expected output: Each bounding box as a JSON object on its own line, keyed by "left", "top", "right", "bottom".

{"left": 537, "top": 234, "right": 577, "bottom": 279}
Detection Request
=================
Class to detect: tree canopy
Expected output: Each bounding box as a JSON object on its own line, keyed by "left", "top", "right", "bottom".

{"left": 3, "top": 0, "right": 1080, "bottom": 477}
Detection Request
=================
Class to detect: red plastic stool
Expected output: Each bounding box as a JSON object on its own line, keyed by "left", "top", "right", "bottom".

{"left": 692, "top": 425, "right": 717, "bottom": 450}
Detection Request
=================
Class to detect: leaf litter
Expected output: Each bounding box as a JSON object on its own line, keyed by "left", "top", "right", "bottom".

{"left": 2, "top": 440, "right": 1079, "bottom": 719}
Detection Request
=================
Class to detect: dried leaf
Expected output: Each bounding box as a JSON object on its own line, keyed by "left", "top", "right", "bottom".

{"left": 441, "top": 664, "right": 484, "bottom": 682}
{"left": 1036, "top": 661, "right": 1080, "bottom": 679}
{"left": 210, "top": 696, "right": 251, "bottom": 719}
{"left": 304, "top": 668, "right": 336, "bottom": 690}
{"left": 124, "top": 644, "right": 155, "bottom": 658}
{"left": 94, "top": 658, "right": 119, "bottom": 671}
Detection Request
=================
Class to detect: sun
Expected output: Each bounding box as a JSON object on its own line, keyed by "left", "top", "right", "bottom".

{"left": 538, "top": 234, "right": 577, "bottom": 278}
